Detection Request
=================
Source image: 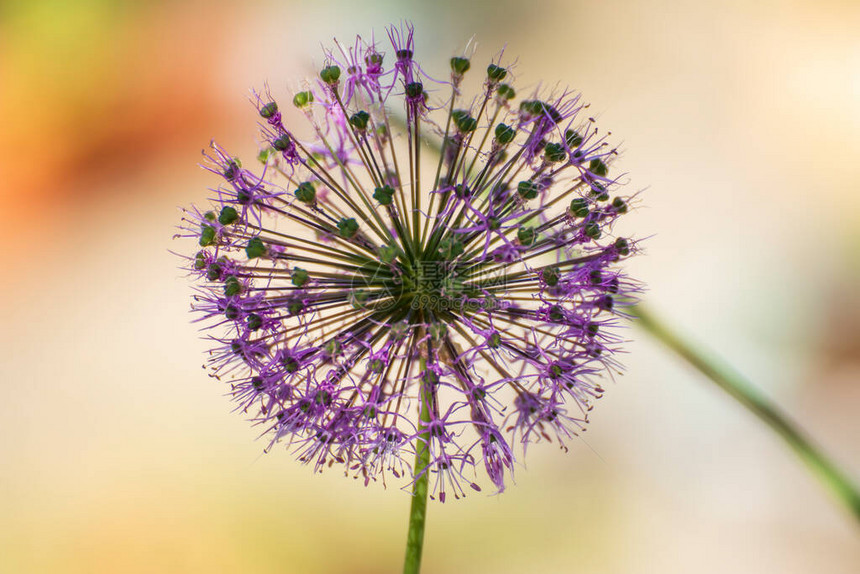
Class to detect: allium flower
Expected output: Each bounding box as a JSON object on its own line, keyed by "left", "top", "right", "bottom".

{"left": 178, "top": 23, "right": 640, "bottom": 502}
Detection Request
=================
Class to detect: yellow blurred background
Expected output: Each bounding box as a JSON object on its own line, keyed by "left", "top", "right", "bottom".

{"left": 1, "top": 0, "right": 858, "bottom": 572}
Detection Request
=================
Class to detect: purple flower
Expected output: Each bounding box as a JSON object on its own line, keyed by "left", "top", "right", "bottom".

{"left": 177, "top": 24, "right": 642, "bottom": 501}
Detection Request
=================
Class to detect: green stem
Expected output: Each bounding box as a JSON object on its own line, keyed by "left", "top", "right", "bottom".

{"left": 631, "top": 304, "right": 860, "bottom": 523}
{"left": 403, "top": 358, "right": 432, "bottom": 574}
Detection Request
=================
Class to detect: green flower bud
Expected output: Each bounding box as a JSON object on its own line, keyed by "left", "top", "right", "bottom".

{"left": 614, "top": 237, "right": 630, "bottom": 256}
{"left": 349, "top": 289, "right": 370, "bottom": 309}
{"left": 224, "top": 303, "right": 240, "bottom": 321}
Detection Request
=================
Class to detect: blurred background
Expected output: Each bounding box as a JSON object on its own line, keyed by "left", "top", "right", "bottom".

{"left": 1, "top": 0, "right": 858, "bottom": 572}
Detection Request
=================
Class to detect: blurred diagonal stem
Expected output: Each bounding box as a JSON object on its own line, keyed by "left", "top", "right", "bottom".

{"left": 631, "top": 304, "right": 860, "bottom": 523}
{"left": 403, "top": 356, "right": 431, "bottom": 574}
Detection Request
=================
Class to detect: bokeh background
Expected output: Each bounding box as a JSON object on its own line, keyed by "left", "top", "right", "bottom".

{"left": 1, "top": 0, "right": 859, "bottom": 572}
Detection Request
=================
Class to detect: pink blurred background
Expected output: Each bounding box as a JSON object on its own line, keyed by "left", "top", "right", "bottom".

{"left": 1, "top": 1, "right": 858, "bottom": 572}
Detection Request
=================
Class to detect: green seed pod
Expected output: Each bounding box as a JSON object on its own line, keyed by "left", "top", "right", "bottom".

{"left": 319, "top": 65, "right": 341, "bottom": 84}
{"left": 259, "top": 101, "right": 278, "bottom": 119}
{"left": 544, "top": 142, "right": 567, "bottom": 163}
{"left": 517, "top": 180, "right": 540, "bottom": 200}
{"left": 614, "top": 237, "right": 630, "bottom": 256}
{"left": 487, "top": 332, "right": 502, "bottom": 349}
{"left": 565, "top": 129, "right": 583, "bottom": 147}
{"left": 193, "top": 251, "right": 207, "bottom": 270}
{"left": 349, "top": 289, "right": 370, "bottom": 309}
{"left": 569, "top": 198, "right": 590, "bottom": 218}
{"left": 337, "top": 217, "right": 359, "bottom": 239}
{"left": 273, "top": 134, "right": 291, "bottom": 151}
{"left": 206, "top": 262, "right": 222, "bottom": 281}
{"left": 453, "top": 110, "right": 477, "bottom": 133}
{"left": 378, "top": 244, "right": 398, "bottom": 264}
{"left": 494, "top": 123, "right": 516, "bottom": 145}
{"left": 204, "top": 211, "right": 216, "bottom": 222}
{"left": 589, "top": 158, "right": 608, "bottom": 177}
{"left": 542, "top": 266, "right": 560, "bottom": 287}
{"left": 218, "top": 206, "right": 239, "bottom": 225}
{"left": 224, "top": 303, "right": 240, "bottom": 321}
{"left": 292, "top": 91, "right": 314, "bottom": 108}
{"left": 487, "top": 64, "right": 507, "bottom": 83}
{"left": 291, "top": 267, "right": 309, "bottom": 287}
{"left": 223, "top": 159, "right": 241, "bottom": 180}
{"left": 612, "top": 197, "right": 628, "bottom": 213}
{"left": 224, "top": 276, "right": 242, "bottom": 297}
{"left": 438, "top": 236, "right": 464, "bottom": 258}
{"left": 373, "top": 185, "right": 395, "bottom": 205}
{"left": 517, "top": 226, "right": 536, "bottom": 246}
{"left": 405, "top": 82, "right": 424, "bottom": 99}
{"left": 247, "top": 314, "right": 263, "bottom": 331}
{"left": 590, "top": 183, "right": 610, "bottom": 201}
{"left": 496, "top": 83, "right": 515, "bottom": 100}
{"left": 325, "top": 339, "right": 342, "bottom": 358}
{"left": 245, "top": 237, "right": 267, "bottom": 259}
{"left": 584, "top": 221, "right": 602, "bottom": 239}
{"left": 453, "top": 184, "right": 471, "bottom": 199}
{"left": 288, "top": 300, "right": 305, "bottom": 316}
{"left": 294, "top": 181, "right": 316, "bottom": 204}
{"left": 450, "top": 56, "right": 471, "bottom": 75}
{"left": 350, "top": 110, "right": 370, "bottom": 131}
{"left": 199, "top": 225, "right": 217, "bottom": 247}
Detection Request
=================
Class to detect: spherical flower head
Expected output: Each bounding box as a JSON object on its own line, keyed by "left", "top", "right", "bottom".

{"left": 177, "top": 24, "right": 643, "bottom": 502}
